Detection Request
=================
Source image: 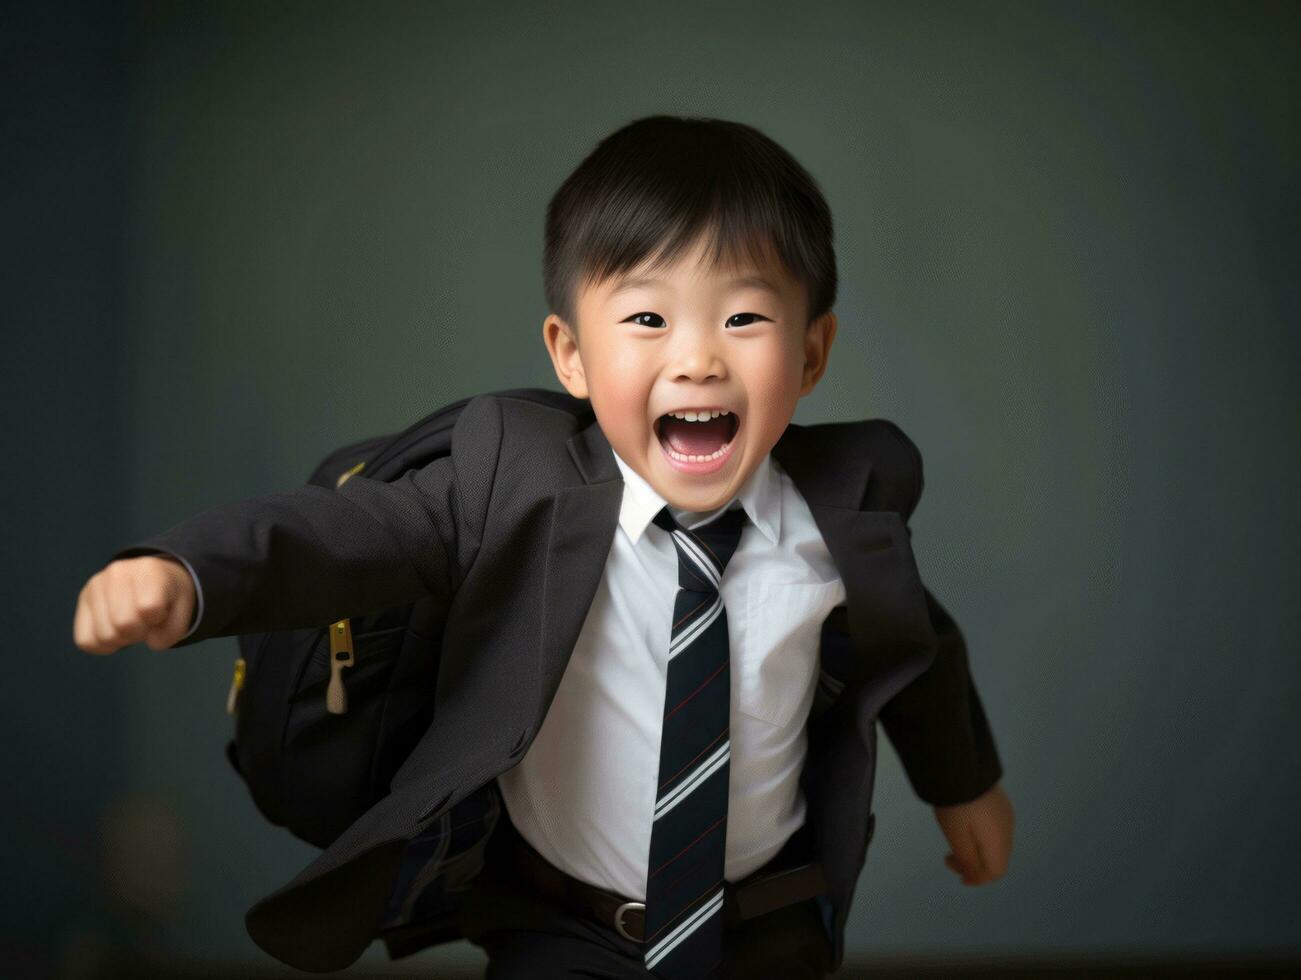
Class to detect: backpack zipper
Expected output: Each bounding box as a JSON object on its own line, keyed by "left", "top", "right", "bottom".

{"left": 336, "top": 460, "right": 366, "bottom": 487}
{"left": 320, "top": 464, "right": 364, "bottom": 715}
{"left": 223, "top": 462, "right": 370, "bottom": 721}
{"left": 326, "top": 618, "right": 355, "bottom": 714}
{"left": 226, "top": 657, "right": 246, "bottom": 716}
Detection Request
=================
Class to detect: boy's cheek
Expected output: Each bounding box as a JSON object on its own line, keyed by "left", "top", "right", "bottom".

{"left": 593, "top": 386, "right": 655, "bottom": 447}
{"left": 589, "top": 409, "right": 654, "bottom": 476}
{"left": 744, "top": 388, "right": 799, "bottom": 449}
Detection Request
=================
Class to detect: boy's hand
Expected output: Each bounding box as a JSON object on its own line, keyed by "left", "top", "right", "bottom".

{"left": 73, "top": 555, "right": 196, "bottom": 655}
{"left": 933, "top": 781, "right": 1014, "bottom": 885}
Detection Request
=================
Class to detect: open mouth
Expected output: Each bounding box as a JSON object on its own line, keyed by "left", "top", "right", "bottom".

{"left": 653, "top": 409, "right": 740, "bottom": 464}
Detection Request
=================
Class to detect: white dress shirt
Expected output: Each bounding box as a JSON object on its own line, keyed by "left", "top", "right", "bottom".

{"left": 497, "top": 448, "right": 847, "bottom": 900}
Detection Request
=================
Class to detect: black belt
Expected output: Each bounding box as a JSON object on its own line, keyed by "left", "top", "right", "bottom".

{"left": 505, "top": 824, "right": 828, "bottom": 944}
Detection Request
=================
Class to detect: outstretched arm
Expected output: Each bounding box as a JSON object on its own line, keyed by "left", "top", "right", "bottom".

{"left": 78, "top": 394, "right": 500, "bottom": 651}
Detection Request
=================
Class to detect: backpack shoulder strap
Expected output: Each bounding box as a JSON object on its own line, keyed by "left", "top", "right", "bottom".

{"left": 307, "top": 387, "right": 591, "bottom": 490}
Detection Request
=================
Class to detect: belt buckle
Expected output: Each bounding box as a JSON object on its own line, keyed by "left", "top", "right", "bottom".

{"left": 613, "top": 900, "right": 646, "bottom": 942}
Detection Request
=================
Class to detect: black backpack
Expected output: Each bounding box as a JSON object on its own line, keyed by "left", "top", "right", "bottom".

{"left": 222, "top": 387, "right": 593, "bottom": 850}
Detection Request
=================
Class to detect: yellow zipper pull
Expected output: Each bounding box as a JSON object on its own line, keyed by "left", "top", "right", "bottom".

{"left": 226, "top": 657, "right": 246, "bottom": 716}
{"left": 326, "top": 619, "right": 355, "bottom": 715}
{"left": 336, "top": 460, "right": 365, "bottom": 488}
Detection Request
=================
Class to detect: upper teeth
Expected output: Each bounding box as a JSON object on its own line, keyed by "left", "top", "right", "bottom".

{"left": 664, "top": 409, "right": 730, "bottom": 422}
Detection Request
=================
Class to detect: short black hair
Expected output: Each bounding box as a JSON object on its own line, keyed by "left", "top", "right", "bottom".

{"left": 544, "top": 114, "right": 837, "bottom": 335}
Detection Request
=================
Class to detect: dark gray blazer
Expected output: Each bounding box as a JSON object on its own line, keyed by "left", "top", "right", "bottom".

{"left": 112, "top": 392, "right": 1003, "bottom": 973}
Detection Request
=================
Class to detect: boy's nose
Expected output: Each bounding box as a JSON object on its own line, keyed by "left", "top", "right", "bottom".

{"left": 667, "top": 344, "right": 726, "bottom": 381}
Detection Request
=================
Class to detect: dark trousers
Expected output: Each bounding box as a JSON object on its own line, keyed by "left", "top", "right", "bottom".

{"left": 455, "top": 809, "right": 834, "bottom": 979}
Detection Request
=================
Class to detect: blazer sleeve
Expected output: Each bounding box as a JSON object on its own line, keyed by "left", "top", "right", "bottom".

{"left": 875, "top": 423, "right": 1004, "bottom": 806}
{"left": 107, "top": 394, "right": 502, "bottom": 649}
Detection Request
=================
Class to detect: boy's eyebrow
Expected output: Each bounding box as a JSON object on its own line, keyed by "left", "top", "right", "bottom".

{"left": 609, "top": 274, "right": 780, "bottom": 297}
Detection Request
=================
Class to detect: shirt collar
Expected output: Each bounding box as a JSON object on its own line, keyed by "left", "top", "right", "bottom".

{"left": 611, "top": 448, "right": 781, "bottom": 547}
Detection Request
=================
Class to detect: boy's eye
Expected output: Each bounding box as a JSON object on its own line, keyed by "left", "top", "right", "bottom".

{"left": 621, "top": 312, "right": 771, "bottom": 328}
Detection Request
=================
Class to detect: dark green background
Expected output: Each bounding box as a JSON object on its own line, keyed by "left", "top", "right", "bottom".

{"left": 8, "top": 0, "right": 1298, "bottom": 975}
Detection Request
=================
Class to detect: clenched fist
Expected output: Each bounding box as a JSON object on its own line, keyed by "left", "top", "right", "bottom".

{"left": 74, "top": 555, "right": 197, "bottom": 654}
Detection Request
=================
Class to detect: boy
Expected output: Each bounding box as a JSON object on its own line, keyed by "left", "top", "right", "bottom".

{"left": 74, "top": 114, "right": 1012, "bottom": 978}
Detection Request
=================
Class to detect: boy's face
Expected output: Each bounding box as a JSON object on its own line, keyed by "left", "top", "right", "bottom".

{"left": 543, "top": 233, "right": 837, "bottom": 514}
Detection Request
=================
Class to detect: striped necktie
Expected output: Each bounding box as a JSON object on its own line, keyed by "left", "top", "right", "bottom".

{"left": 642, "top": 502, "right": 749, "bottom": 978}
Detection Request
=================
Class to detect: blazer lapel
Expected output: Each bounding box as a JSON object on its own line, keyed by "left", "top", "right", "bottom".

{"left": 529, "top": 418, "right": 625, "bottom": 731}
{"left": 770, "top": 423, "right": 939, "bottom": 707}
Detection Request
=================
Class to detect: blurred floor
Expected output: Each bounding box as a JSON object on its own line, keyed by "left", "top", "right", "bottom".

{"left": 61, "top": 949, "right": 1301, "bottom": 979}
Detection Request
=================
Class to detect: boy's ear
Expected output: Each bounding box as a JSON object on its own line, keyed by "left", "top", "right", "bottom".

{"left": 799, "top": 310, "right": 838, "bottom": 396}
{"left": 542, "top": 314, "right": 590, "bottom": 400}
